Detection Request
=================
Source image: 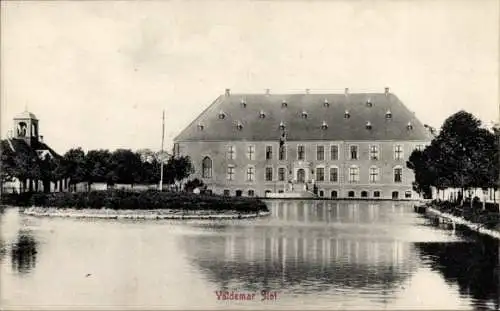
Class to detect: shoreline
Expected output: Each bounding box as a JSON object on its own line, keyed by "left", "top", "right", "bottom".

{"left": 424, "top": 206, "right": 500, "bottom": 240}
{"left": 21, "top": 206, "right": 271, "bottom": 220}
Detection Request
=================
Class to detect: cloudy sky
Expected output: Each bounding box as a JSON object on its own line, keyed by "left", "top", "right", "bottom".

{"left": 1, "top": 0, "right": 498, "bottom": 154}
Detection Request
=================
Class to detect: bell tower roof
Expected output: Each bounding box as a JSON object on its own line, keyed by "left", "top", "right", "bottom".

{"left": 14, "top": 110, "right": 38, "bottom": 120}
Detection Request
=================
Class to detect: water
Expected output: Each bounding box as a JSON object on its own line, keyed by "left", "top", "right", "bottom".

{"left": 1, "top": 200, "right": 499, "bottom": 310}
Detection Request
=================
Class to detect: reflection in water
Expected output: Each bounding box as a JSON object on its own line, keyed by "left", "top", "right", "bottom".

{"left": 416, "top": 238, "right": 500, "bottom": 310}
{"left": 11, "top": 231, "right": 38, "bottom": 274}
{"left": 181, "top": 200, "right": 418, "bottom": 306}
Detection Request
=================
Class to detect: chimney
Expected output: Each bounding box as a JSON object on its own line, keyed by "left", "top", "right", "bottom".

{"left": 344, "top": 88, "right": 349, "bottom": 96}
{"left": 385, "top": 87, "right": 390, "bottom": 95}
{"left": 265, "top": 89, "right": 270, "bottom": 95}
{"left": 225, "top": 88, "right": 231, "bottom": 96}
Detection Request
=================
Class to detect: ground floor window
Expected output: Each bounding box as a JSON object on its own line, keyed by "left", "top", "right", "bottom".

{"left": 373, "top": 191, "right": 381, "bottom": 198}
{"left": 235, "top": 190, "right": 242, "bottom": 197}
{"left": 248, "top": 189, "right": 255, "bottom": 197}
{"left": 278, "top": 190, "right": 284, "bottom": 193}
{"left": 265, "top": 190, "right": 272, "bottom": 197}
{"left": 223, "top": 189, "right": 230, "bottom": 196}
{"left": 319, "top": 190, "right": 324, "bottom": 197}
{"left": 361, "top": 191, "right": 368, "bottom": 198}
{"left": 348, "top": 191, "right": 355, "bottom": 198}
{"left": 331, "top": 190, "right": 338, "bottom": 198}
{"left": 405, "top": 191, "right": 412, "bottom": 198}
{"left": 392, "top": 191, "right": 399, "bottom": 199}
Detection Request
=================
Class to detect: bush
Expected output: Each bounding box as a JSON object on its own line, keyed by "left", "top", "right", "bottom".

{"left": 7, "top": 190, "right": 269, "bottom": 213}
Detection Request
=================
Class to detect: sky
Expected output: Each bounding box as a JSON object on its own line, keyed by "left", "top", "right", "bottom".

{"left": 1, "top": 0, "right": 498, "bottom": 154}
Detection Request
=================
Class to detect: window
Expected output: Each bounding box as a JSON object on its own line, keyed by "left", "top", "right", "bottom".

{"left": 265, "top": 167, "right": 273, "bottom": 181}
{"left": 265, "top": 190, "right": 272, "bottom": 197}
{"left": 350, "top": 145, "right": 358, "bottom": 160}
{"left": 247, "top": 145, "right": 255, "bottom": 160}
{"left": 282, "top": 100, "right": 287, "bottom": 108}
{"left": 227, "top": 145, "right": 236, "bottom": 160}
{"left": 349, "top": 166, "right": 359, "bottom": 183}
{"left": 329, "top": 167, "right": 338, "bottom": 182}
{"left": 415, "top": 144, "right": 425, "bottom": 152}
{"left": 236, "top": 121, "right": 243, "bottom": 130}
{"left": 386, "top": 110, "right": 392, "bottom": 119}
{"left": 369, "top": 166, "right": 379, "bottom": 183}
{"left": 265, "top": 145, "right": 273, "bottom": 160}
{"left": 394, "top": 167, "right": 402, "bottom": 183}
{"left": 279, "top": 145, "right": 287, "bottom": 161}
{"left": 366, "top": 121, "right": 372, "bottom": 130}
{"left": 227, "top": 166, "right": 235, "bottom": 181}
{"left": 392, "top": 191, "right": 399, "bottom": 199}
{"left": 248, "top": 190, "right": 255, "bottom": 197}
{"left": 202, "top": 157, "right": 212, "bottom": 178}
{"left": 323, "top": 99, "right": 329, "bottom": 107}
{"left": 259, "top": 110, "right": 266, "bottom": 118}
{"left": 394, "top": 144, "right": 404, "bottom": 160}
{"left": 223, "top": 189, "right": 230, "bottom": 196}
{"left": 246, "top": 166, "right": 255, "bottom": 181}
{"left": 405, "top": 191, "right": 412, "bottom": 198}
{"left": 321, "top": 121, "right": 328, "bottom": 130}
{"left": 278, "top": 167, "right": 286, "bottom": 181}
{"left": 317, "top": 145, "right": 325, "bottom": 161}
{"left": 197, "top": 123, "right": 204, "bottom": 131}
{"left": 344, "top": 110, "right": 350, "bottom": 119}
{"left": 348, "top": 191, "right": 355, "bottom": 198}
{"left": 297, "top": 145, "right": 305, "bottom": 160}
{"left": 331, "top": 190, "right": 338, "bottom": 198}
{"left": 361, "top": 191, "right": 368, "bottom": 198}
{"left": 369, "top": 145, "right": 379, "bottom": 160}
{"left": 407, "top": 122, "right": 413, "bottom": 130}
{"left": 373, "top": 191, "right": 381, "bottom": 198}
{"left": 316, "top": 167, "right": 325, "bottom": 182}
{"left": 366, "top": 98, "right": 372, "bottom": 107}
{"left": 279, "top": 121, "right": 286, "bottom": 131}
{"left": 235, "top": 190, "right": 242, "bottom": 197}
{"left": 218, "top": 111, "right": 226, "bottom": 119}
{"left": 331, "top": 145, "right": 339, "bottom": 160}
{"left": 301, "top": 111, "right": 308, "bottom": 119}
{"left": 319, "top": 190, "right": 324, "bottom": 197}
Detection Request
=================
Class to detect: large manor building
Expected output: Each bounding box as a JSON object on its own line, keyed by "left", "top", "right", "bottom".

{"left": 173, "top": 88, "right": 433, "bottom": 199}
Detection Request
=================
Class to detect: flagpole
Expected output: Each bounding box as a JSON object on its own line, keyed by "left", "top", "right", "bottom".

{"left": 159, "top": 110, "right": 165, "bottom": 191}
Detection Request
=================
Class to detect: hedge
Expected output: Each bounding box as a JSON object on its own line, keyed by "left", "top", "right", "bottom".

{"left": 1, "top": 190, "right": 269, "bottom": 212}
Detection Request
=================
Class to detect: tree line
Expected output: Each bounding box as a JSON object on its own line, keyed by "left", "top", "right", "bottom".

{"left": 1, "top": 147, "right": 194, "bottom": 193}
{"left": 407, "top": 111, "right": 499, "bottom": 200}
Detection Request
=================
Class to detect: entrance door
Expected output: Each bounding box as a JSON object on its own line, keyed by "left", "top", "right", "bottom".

{"left": 297, "top": 169, "right": 306, "bottom": 183}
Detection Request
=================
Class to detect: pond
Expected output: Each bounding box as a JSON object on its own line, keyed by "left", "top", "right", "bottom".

{"left": 1, "top": 200, "right": 498, "bottom": 310}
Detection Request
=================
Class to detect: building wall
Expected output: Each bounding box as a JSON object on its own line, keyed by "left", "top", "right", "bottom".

{"left": 176, "top": 140, "right": 429, "bottom": 199}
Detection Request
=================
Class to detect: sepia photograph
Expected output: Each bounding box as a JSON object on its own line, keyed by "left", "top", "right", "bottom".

{"left": 0, "top": 0, "right": 499, "bottom": 310}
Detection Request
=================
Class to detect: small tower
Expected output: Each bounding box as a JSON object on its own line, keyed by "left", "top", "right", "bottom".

{"left": 13, "top": 109, "right": 39, "bottom": 146}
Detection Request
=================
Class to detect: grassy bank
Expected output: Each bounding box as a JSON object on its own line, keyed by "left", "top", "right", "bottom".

{"left": 1, "top": 190, "right": 269, "bottom": 213}
{"left": 427, "top": 199, "right": 499, "bottom": 230}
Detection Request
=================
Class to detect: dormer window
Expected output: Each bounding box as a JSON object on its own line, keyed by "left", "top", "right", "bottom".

{"left": 386, "top": 110, "right": 392, "bottom": 119}
{"left": 366, "top": 98, "right": 372, "bottom": 107}
{"left": 218, "top": 111, "right": 226, "bottom": 119}
{"left": 344, "top": 110, "right": 350, "bottom": 119}
{"left": 279, "top": 121, "right": 286, "bottom": 130}
{"left": 301, "top": 111, "right": 308, "bottom": 119}
{"left": 321, "top": 121, "right": 328, "bottom": 130}
{"left": 240, "top": 98, "right": 246, "bottom": 108}
{"left": 366, "top": 121, "right": 372, "bottom": 130}
{"left": 259, "top": 110, "right": 266, "bottom": 118}
{"left": 323, "top": 99, "right": 329, "bottom": 107}
{"left": 236, "top": 121, "right": 243, "bottom": 130}
{"left": 407, "top": 122, "right": 413, "bottom": 130}
{"left": 282, "top": 100, "right": 287, "bottom": 108}
{"left": 197, "top": 123, "right": 204, "bottom": 131}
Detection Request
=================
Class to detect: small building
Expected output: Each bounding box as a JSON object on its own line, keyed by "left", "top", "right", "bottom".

{"left": 173, "top": 88, "right": 433, "bottom": 199}
{"left": 1, "top": 110, "right": 70, "bottom": 193}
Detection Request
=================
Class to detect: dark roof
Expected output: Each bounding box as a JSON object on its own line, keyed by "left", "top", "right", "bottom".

{"left": 1, "top": 138, "right": 60, "bottom": 159}
{"left": 174, "top": 92, "right": 432, "bottom": 142}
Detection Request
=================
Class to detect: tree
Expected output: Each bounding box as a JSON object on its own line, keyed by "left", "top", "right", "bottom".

{"left": 108, "top": 149, "right": 143, "bottom": 186}
{"left": 85, "top": 149, "right": 112, "bottom": 189}
{"left": 164, "top": 155, "right": 193, "bottom": 190}
{"left": 61, "top": 148, "right": 87, "bottom": 187}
